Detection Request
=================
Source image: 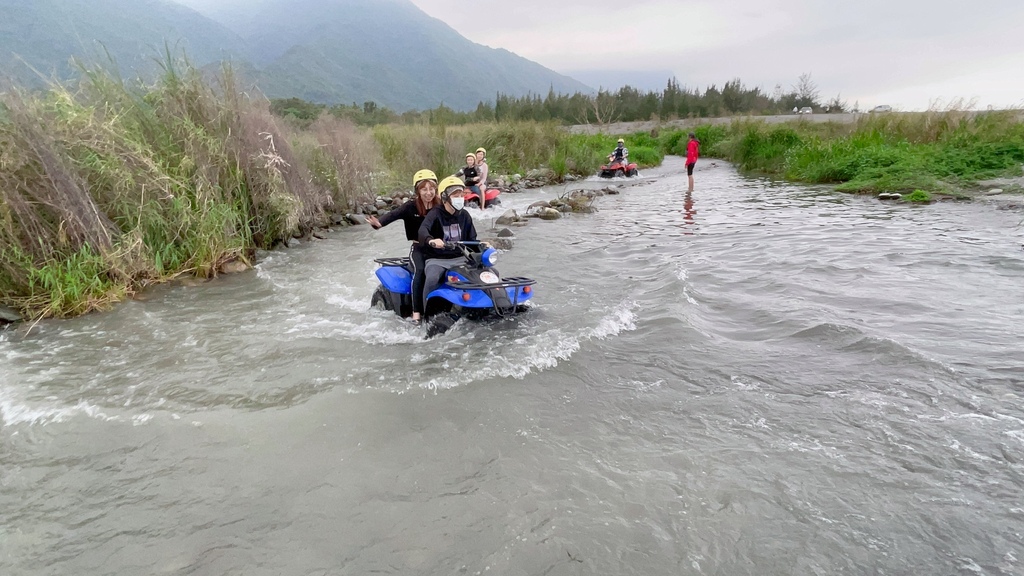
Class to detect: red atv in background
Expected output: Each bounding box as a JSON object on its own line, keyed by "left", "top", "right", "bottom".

{"left": 599, "top": 156, "right": 639, "bottom": 178}
{"left": 463, "top": 187, "right": 502, "bottom": 209}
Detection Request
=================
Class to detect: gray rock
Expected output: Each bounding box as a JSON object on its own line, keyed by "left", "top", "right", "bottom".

{"left": 331, "top": 214, "right": 347, "bottom": 225}
{"left": 575, "top": 205, "right": 599, "bottom": 214}
{"left": 511, "top": 173, "right": 522, "bottom": 183}
{"left": 557, "top": 204, "right": 572, "bottom": 213}
{"left": 346, "top": 214, "right": 366, "bottom": 225}
{"left": 496, "top": 228, "right": 515, "bottom": 238}
{"left": 219, "top": 260, "right": 250, "bottom": 274}
{"left": 485, "top": 237, "right": 515, "bottom": 250}
{"left": 286, "top": 238, "right": 301, "bottom": 248}
{"left": 986, "top": 188, "right": 1005, "bottom": 195}
{"left": 526, "top": 200, "right": 551, "bottom": 211}
{"left": 604, "top": 188, "right": 620, "bottom": 195}
{"left": 0, "top": 305, "right": 21, "bottom": 324}
{"left": 511, "top": 221, "right": 529, "bottom": 227}
{"left": 538, "top": 207, "right": 562, "bottom": 220}
{"left": 495, "top": 209, "right": 520, "bottom": 226}
{"left": 375, "top": 200, "right": 388, "bottom": 210}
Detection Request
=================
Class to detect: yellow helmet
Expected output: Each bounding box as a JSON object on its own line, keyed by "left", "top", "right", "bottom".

{"left": 439, "top": 176, "right": 465, "bottom": 195}
{"left": 617, "top": 138, "right": 625, "bottom": 144}
{"left": 412, "top": 169, "right": 437, "bottom": 187}
{"left": 465, "top": 152, "right": 475, "bottom": 160}
{"left": 475, "top": 147, "right": 486, "bottom": 155}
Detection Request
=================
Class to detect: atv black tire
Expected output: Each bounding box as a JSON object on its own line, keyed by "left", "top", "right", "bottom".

{"left": 628, "top": 168, "right": 639, "bottom": 177}
{"left": 466, "top": 200, "right": 480, "bottom": 209}
{"left": 371, "top": 286, "right": 392, "bottom": 311}
{"left": 615, "top": 169, "right": 625, "bottom": 178}
{"left": 426, "top": 313, "right": 459, "bottom": 338}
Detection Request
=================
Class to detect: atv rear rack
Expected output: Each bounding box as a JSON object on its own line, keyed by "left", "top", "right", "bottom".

{"left": 374, "top": 257, "right": 411, "bottom": 267}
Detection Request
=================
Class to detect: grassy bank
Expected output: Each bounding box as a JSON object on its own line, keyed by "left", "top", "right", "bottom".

{"left": 646, "top": 111, "right": 1024, "bottom": 196}
{"left": 0, "top": 62, "right": 362, "bottom": 319}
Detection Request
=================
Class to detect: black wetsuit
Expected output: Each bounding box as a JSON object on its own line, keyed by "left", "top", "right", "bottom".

{"left": 611, "top": 145, "right": 629, "bottom": 163}
{"left": 413, "top": 206, "right": 478, "bottom": 312}
{"left": 456, "top": 165, "right": 481, "bottom": 188}
{"left": 418, "top": 206, "right": 478, "bottom": 258}
{"left": 374, "top": 200, "right": 431, "bottom": 315}
{"left": 374, "top": 200, "right": 425, "bottom": 241}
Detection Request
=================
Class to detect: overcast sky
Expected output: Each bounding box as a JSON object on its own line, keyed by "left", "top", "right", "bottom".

{"left": 176, "top": 0, "right": 1024, "bottom": 110}
{"left": 407, "top": 0, "right": 1024, "bottom": 110}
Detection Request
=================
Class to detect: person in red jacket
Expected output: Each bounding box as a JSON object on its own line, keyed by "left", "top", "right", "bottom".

{"left": 686, "top": 132, "right": 700, "bottom": 192}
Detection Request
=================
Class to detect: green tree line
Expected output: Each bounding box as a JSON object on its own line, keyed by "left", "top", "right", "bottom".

{"left": 271, "top": 74, "right": 844, "bottom": 127}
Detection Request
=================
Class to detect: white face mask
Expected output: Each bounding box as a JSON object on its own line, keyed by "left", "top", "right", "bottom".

{"left": 450, "top": 198, "right": 465, "bottom": 210}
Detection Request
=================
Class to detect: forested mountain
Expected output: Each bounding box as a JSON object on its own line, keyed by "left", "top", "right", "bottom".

{"left": 0, "top": 0, "right": 247, "bottom": 86}
{"left": 0, "top": 0, "right": 592, "bottom": 110}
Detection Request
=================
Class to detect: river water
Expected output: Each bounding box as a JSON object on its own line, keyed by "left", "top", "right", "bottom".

{"left": 2, "top": 157, "right": 1023, "bottom": 575}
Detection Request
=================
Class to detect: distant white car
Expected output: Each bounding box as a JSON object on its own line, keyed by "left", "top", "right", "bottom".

{"left": 798, "top": 107, "right": 813, "bottom": 114}
{"left": 870, "top": 105, "right": 892, "bottom": 113}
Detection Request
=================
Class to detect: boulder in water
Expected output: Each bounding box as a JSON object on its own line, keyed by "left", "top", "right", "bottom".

{"left": 495, "top": 209, "right": 520, "bottom": 226}
{"left": 537, "top": 207, "right": 562, "bottom": 220}
{"left": 219, "top": 260, "right": 250, "bottom": 275}
{"left": 0, "top": 305, "right": 21, "bottom": 324}
{"left": 496, "top": 227, "right": 515, "bottom": 238}
{"left": 346, "top": 214, "right": 367, "bottom": 225}
{"left": 484, "top": 237, "right": 514, "bottom": 250}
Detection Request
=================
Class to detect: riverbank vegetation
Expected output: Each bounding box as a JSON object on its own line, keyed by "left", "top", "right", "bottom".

{"left": 667, "top": 110, "right": 1024, "bottom": 195}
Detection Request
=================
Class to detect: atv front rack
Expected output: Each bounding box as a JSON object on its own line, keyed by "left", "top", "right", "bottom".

{"left": 451, "top": 276, "right": 536, "bottom": 291}
{"left": 374, "top": 257, "right": 411, "bottom": 267}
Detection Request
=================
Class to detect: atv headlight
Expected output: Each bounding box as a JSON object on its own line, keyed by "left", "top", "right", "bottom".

{"left": 482, "top": 247, "right": 498, "bottom": 267}
{"left": 479, "top": 271, "right": 500, "bottom": 284}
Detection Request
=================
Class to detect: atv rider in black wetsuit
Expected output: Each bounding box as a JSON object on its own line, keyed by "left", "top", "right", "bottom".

{"left": 455, "top": 153, "right": 482, "bottom": 195}
{"left": 609, "top": 138, "right": 629, "bottom": 165}
{"left": 419, "top": 176, "right": 480, "bottom": 258}
{"left": 367, "top": 168, "right": 440, "bottom": 323}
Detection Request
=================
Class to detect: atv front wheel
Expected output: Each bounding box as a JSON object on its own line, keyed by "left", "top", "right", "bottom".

{"left": 426, "top": 313, "right": 459, "bottom": 338}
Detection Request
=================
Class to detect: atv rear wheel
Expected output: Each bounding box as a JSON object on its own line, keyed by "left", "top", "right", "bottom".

{"left": 371, "top": 286, "right": 392, "bottom": 311}
{"left": 615, "top": 169, "right": 625, "bottom": 178}
{"left": 627, "top": 168, "right": 638, "bottom": 177}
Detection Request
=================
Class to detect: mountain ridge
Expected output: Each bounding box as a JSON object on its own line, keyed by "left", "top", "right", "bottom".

{"left": 0, "top": 0, "right": 592, "bottom": 110}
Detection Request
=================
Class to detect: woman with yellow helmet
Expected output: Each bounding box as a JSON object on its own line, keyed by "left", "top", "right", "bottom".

{"left": 455, "top": 153, "right": 483, "bottom": 197}
{"left": 418, "top": 176, "right": 480, "bottom": 258}
{"left": 367, "top": 169, "right": 440, "bottom": 323}
{"left": 473, "top": 147, "right": 489, "bottom": 208}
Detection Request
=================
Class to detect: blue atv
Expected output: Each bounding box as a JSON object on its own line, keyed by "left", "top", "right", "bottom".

{"left": 371, "top": 241, "right": 536, "bottom": 337}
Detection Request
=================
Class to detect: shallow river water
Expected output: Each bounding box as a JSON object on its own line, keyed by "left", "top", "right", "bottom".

{"left": 2, "top": 157, "right": 1023, "bottom": 575}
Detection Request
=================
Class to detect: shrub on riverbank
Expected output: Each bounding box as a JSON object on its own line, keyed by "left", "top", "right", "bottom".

{"left": 0, "top": 62, "right": 342, "bottom": 318}
{"left": 652, "top": 110, "right": 1024, "bottom": 194}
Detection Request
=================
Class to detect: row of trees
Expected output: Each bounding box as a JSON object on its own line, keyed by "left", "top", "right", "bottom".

{"left": 271, "top": 74, "right": 851, "bottom": 127}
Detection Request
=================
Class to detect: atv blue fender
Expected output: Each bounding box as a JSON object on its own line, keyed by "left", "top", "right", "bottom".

{"left": 426, "top": 286, "right": 534, "bottom": 308}
{"left": 375, "top": 266, "right": 412, "bottom": 295}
